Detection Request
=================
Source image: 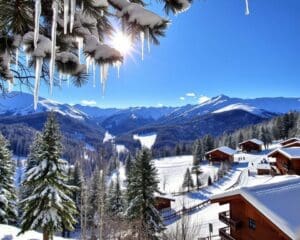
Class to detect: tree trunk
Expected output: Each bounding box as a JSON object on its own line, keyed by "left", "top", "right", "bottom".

{"left": 43, "top": 232, "right": 49, "bottom": 240}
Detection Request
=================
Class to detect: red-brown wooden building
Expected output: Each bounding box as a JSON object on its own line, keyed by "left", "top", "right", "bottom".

{"left": 205, "top": 146, "right": 236, "bottom": 163}
{"left": 238, "top": 139, "right": 263, "bottom": 153}
{"left": 283, "top": 141, "right": 300, "bottom": 148}
{"left": 211, "top": 178, "right": 300, "bottom": 240}
{"left": 280, "top": 138, "right": 300, "bottom": 147}
{"left": 154, "top": 195, "right": 175, "bottom": 211}
{"left": 267, "top": 147, "right": 300, "bottom": 175}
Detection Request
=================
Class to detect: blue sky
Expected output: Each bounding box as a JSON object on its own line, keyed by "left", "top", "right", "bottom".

{"left": 37, "top": 0, "right": 300, "bottom": 108}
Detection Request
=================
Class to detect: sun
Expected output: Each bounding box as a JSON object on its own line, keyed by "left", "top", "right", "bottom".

{"left": 111, "top": 31, "right": 132, "bottom": 56}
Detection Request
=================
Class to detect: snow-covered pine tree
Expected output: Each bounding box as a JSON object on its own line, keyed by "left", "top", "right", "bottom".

{"left": 106, "top": 174, "right": 124, "bottom": 217}
{"left": 20, "top": 133, "right": 43, "bottom": 201}
{"left": 126, "top": 148, "right": 164, "bottom": 239}
{"left": 19, "top": 113, "right": 77, "bottom": 240}
{"left": 0, "top": 0, "right": 250, "bottom": 102}
{"left": 125, "top": 153, "right": 133, "bottom": 177}
{"left": 88, "top": 167, "right": 106, "bottom": 239}
{"left": 0, "top": 132, "right": 17, "bottom": 224}
{"left": 182, "top": 168, "right": 194, "bottom": 192}
{"left": 192, "top": 139, "right": 203, "bottom": 166}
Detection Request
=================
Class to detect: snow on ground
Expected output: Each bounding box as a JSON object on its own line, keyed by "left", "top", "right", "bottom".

{"left": 133, "top": 133, "right": 157, "bottom": 149}
{"left": 0, "top": 224, "right": 74, "bottom": 240}
{"left": 103, "top": 131, "right": 115, "bottom": 143}
{"left": 13, "top": 156, "right": 27, "bottom": 186}
{"left": 166, "top": 203, "right": 228, "bottom": 239}
{"left": 116, "top": 144, "right": 128, "bottom": 154}
{"left": 109, "top": 162, "right": 127, "bottom": 189}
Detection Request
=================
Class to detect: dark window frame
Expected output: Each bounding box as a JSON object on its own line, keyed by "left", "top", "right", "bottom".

{"left": 248, "top": 218, "right": 256, "bottom": 230}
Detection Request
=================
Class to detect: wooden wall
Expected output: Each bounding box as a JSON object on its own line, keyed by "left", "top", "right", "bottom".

{"left": 205, "top": 150, "right": 233, "bottom": 162}
{"left": 224, "top": 196, "right": 291, "bottom": 240}
{"left": 239, "top": 142, "right": 261, "bottom": 153}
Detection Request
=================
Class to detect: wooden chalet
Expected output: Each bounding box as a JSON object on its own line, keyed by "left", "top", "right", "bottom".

{"left": 280, "top": 138, "right": 300, "bottom": 147}
{"left": 211, "top": 178, "right": 300, "bottom": 240}
{"left": 238, "top": 139, "right": 263, "bottom": 153}
{"left": 205, "top": 146, "right": 236, "bottom": 163}
{"left": 282, "top": 141, "right": 300, "bottom": 148}
{"left": 154, "top": 195, "right": 175, "bottom": 211}
{"left": 256, "top": 159, "right": 271, "bottom": 175}
{"left": 267, "top": 147, "right": 300, "bottom": 175}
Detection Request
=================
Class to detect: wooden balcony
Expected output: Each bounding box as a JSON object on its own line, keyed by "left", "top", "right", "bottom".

{"left": 219, "top": 227, "right": 236, "bottom": 240}
{"left": 219, "top": 211, "right": 241, "bottom": 230}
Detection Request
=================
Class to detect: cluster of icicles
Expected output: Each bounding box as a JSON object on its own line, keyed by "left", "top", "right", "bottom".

{"left": 30, "top": 0, "right": 122, "bottom": 110}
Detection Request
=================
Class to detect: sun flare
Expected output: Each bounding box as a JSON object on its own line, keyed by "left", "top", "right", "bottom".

{"left": 111, "top": 31, "right": 132, "bottom": 56}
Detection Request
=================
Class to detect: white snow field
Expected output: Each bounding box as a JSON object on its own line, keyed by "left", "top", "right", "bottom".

{"left": 0, "top": 224, "right": 74, "bottom": 240}
{"left": 133, "top": 133, "right": 157, "bottom": 149}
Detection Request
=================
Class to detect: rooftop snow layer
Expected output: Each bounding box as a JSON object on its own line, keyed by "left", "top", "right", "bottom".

{"left": 206, "top": 146, "right": 236, "bottom": 156}
{"left": 240, "top": 138, "right": 264, "bottom": 145}
{"left": 280, "top": 138, "right": 300, "bottom": 145}
{"left": 268, "top": 147, "right": 300, "bottom": 159}
{"left": 211, "top": 178, "right": 300, "bottom": 239}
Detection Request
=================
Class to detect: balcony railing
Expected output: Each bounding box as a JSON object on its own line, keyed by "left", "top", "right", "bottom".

{"left": 219, "top": 227, "right": 236, "bottom": 240}
{"left": 219, "top": 211, "right": 241, "bottom": 230}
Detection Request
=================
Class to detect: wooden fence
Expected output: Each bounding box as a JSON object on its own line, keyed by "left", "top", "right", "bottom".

{"left": 163, "top": 199, "right": 211, "bottom": 221}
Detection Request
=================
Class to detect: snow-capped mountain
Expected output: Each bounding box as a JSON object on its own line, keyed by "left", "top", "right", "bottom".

{"left": 0, "top": 92, "right": 87, "bottom": 120}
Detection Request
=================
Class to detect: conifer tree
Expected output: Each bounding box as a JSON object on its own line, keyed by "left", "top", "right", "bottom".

{"left": 125, "top": 153, "right": 133, "bottom": 177}
{"left": 0, "top": 133, "right": 17, "bottom": 224}
{"left": 19, "top": 113, "right": 77, "bottom": 240}
{"left": 193, "top": 139, "right": 203, "bottom": 166}
{"left": 126, "top": 148, "right": 164, "bottom": 239}
{"left": 238, "top": 132, "right": 244, "bottom": 144}
{"left": 106, "top": 175, "right": 124, "bottom": 217}
{"left": 182, "top": 168, "right": 194, "bottom": 192}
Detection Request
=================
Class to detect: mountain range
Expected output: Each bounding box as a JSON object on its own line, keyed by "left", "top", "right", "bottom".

{"left": 1, "top": 92, "right": 300, "bottom": 153}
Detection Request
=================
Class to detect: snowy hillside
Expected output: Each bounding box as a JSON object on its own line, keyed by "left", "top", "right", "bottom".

{"left": 0, "top": 92, "right": 86, "bottom": 120}
{"left": 0, "top": 224, "right": 74, "bottom": 240}
{"left": 213, "top": 103, "right": 267, "bottom": 116}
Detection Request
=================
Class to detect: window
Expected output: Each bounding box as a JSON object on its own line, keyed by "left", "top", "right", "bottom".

{"left": 248, "top": 218, "right": 256, "bottom": 230}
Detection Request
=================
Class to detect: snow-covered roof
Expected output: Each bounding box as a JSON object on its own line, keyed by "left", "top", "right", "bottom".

{"left": 268, "top": 147, "right": 300, "bottom": 159}
{"left": 239, "top": 138, "right": 264, "bottom": 146}
{"left": 206, "top": 146, "right": 236, "bottom": 156}
{"left": 211, "top": 178, "right": 300, "bottom": 239}
{"left": 283, "top": 141, "right": 300, "bottom": 148}
{"left": 154, "top": 193, "right": 175, "bottom": 201}
{"left": 280, "top": 138, "right": 300, "bottom": 146}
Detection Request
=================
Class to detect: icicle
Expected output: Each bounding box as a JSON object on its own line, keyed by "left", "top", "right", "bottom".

{"left": 67, "top": 75, "right": 70, "bottom": 87}
{"left": 140, "top": 31, "right": 144, "bottom": 60}
{"left": 100, "top": 64, "right": 109, "bottom": 94}
{"left": 70, "top": 0, "right": 76, "bottom": 33}
{"left": 145, "top": 28, "right": 150, "bottom": 53}
{"left": 76, "top": 37, "right": 83, "bottom": 63}
{"left": 86, "top": 56, "right": 92, "bottom": 72}
{"left": 15, "top": 48, "right": 19, "bottom": 70}
{"left": 101, "top": 10, "right": 104, "bottom": 17}
{"left": 245, "top": 0, "right": 250, "bottom": 15}
{"left": 114, "top": 61, "right": 121, "bottom": 79}
{"left": 34, "top": 0, "right": 41, "bottom": 49}
{"left": 34, "top": 57, "right": 43, "bottom": 110}
{"left": 59, "top": 72, "right": 62, "bottom": 86}
{"left": 8, "top": 80, "right": 13, "bottom": 93}
{"left": 50, "top": 1, "right": 58, "bottom": 95}
{"left": 7, "top": 58, "right": 13, "bottom": 92}
{"left": 81, "top": 0, "right": 84, "bottom": 10}
{"left": 92, "top": 60, "right": 96, "bottom": 87}
{"left": 64, "top": 0, "right": 70, "bottom": 34}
